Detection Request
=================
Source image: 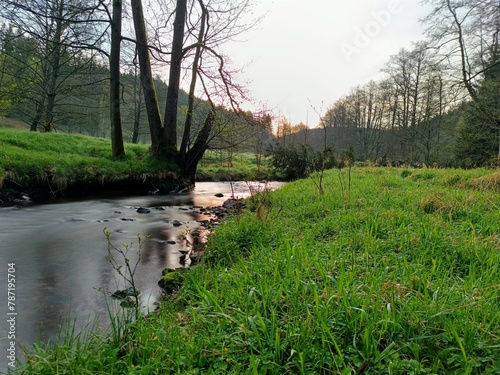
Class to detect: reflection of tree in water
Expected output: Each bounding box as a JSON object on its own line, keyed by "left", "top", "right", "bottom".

{"left": 141, "top": 227, "right": 169, "bottom": 265}
{"left": 36, "top": 268, "right": 65, "bottom": 341}
{"left": 141, "top": 226, "right": 169, "bottom": 265}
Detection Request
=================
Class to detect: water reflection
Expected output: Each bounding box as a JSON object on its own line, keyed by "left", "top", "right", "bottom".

{"left": 0, "top": 181, "right": 283, "bottom": 370}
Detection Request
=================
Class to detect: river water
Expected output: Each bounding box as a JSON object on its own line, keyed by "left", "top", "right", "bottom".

{"left": 0, "top": 181, "right": 282, "bottom": 371}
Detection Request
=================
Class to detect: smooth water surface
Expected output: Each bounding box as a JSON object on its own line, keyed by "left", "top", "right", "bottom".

{"left": 0, "top": 181, "right": 282, "bottom": 371}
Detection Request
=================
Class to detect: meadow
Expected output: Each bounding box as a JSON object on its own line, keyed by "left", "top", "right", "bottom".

{"left": 16, "top": 167, "right": 500, "bottom": 374}
{"left": 0, "top": 128, "right": 272, "bottom": 196}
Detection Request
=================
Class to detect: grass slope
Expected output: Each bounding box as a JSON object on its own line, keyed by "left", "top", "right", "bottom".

{"left": 0, "top": 128, "right": 176, "bottom": 187}
{"left": 0, "top": 128, "right": 272, "bottom": 194}
{"left": 17, "top": 167, "right": 500, "bottom": 374}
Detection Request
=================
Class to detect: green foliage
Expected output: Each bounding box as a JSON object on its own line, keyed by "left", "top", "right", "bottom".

{"left": 14, "top": 167, "right": 500, "bottom": 374}
{"left": 455, "top": 103, "right": 499, "bottom": 167}
{"left": 266, "top": 143, "right": 332, "bottom": 180}
{"left": 455, "top": 60, "right": 500, "bottom": 167}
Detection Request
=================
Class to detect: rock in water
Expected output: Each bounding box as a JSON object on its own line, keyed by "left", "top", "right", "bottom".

{"left": 158, "top": 268, "right": 185, "bottom": 294}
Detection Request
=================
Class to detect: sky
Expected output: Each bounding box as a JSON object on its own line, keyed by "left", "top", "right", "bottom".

{"left": 223, "top": 0, "right": 433, "bottom": 127}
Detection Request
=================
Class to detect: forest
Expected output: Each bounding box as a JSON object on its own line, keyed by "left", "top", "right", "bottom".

{"left": 0, "top": 0, "right": 498, "bottom": 179}
{"left": 269, "top": 1, "right": 499, "bottom": 169}
{"left": 0, "top": 0, "right": 275, "bottom": 184}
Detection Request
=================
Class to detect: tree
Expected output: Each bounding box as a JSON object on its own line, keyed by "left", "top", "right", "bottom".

{"left": 130, "top": 0, "right": 164, "bottom": 155}
{"left": 0, "top": 26, "right": 32, "bottom": 115}
{"left": 423, "top": 0, "right": 500, "bottom": 160}
{"left": 455, "top": 59, "right": 500, "bottom": 166}
{"left": 131, "top": 0, "right": 255, "bottom": 182}
{"left": 109, "top": 0, "right": 125, "bottom": 156}
{"left": 252, "top": 113, "right": 273, "bottom": 173}
{"left": 0, "top": 0, "right": 109, "bottom": 132}
{"left": 130, "top": 64, "right": 145, "bottom": 144}
{"left": 164, "top": 0, "right": 188, "bottom": 158}
{"left": 276, "top": 116, "right": 293, "bottom": 145}
{"left": 382, "top": 45, "right": 428, "bottom": 162}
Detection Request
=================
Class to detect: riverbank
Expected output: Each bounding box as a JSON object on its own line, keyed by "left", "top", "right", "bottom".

{"left": 0, "top": 127, "right": 275, "bottom": 206}
{"left": 13, "top": 167, "right": 500, "bottom": 374}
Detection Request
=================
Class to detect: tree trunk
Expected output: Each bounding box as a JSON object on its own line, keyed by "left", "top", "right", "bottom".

{"left": 43, "top": 0, "right": 65, "bottom": 132}
{"left": 132, "top": 66, "right": 142, "bottom": 144}
{"left": 163, "top": 0, "right": 187, "bottom": 158}
{"left": 179, "top": 0, "right": 207, "bottom": 167}
{"left": 30, "top": 101, "right": 44, "bottom": 131}
{"left": 110, "top": 0, "right": 125, "bottom": 157}
{"left": 130, "top": 0, "right": 164, "bottom": 155}
{"left": 183, "top": 110, "right": 215, "bottom": 184}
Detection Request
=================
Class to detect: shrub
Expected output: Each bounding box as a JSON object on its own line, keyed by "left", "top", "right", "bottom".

{"left": 266, "top": 143, "right": 325, "bottom": 180}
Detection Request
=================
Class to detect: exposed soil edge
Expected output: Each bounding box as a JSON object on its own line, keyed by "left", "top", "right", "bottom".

{"left": 0, "top": 173, "right": 192, "bottom": 206}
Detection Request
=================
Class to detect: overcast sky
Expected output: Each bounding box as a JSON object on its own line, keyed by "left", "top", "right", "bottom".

{"left": 223, "top": 0, "right": 433, "bottom": 126}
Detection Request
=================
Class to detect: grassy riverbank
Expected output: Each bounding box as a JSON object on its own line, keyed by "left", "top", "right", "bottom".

{"left": 16, "top": 167, "right": 500, "bottom": 374}
{"left": 0, "top": 127, "right": 174, "bottom": 182}
{"left": 0, "top": 127, "right": 273, "bottom": 202}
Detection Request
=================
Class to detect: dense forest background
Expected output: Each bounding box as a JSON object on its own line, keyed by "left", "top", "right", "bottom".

{"left": 0, "top": 0, "right": 498, "bottom": 171}
{"left": 0, "top": 24, "right": 273, "bottom": 150}
{"left": 277, "top": 37, "right": 499, "bottom": 168}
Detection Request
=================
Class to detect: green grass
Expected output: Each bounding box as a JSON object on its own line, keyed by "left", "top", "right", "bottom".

{"left": 0, "top": 128, "right": 175, "bottom": 186}
{"left": 197, "top": 150, "right": 276, "bottom": 181}
{"left": 15, "top": 167, "right": 500, "bottom": 374}
{"left": 0, "top": 128, "right": 272, "bottom": 189}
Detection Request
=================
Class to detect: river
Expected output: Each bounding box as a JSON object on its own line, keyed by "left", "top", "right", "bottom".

{"left": 0, "top": 181, "right": 282, "bottom": 372}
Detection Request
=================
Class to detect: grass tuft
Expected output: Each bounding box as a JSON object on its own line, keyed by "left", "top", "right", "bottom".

{"left": 464, "top": 171, "right": 500, "bottom": 191}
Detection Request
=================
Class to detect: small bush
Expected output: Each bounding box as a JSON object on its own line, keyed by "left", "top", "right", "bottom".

{"left": 266, "top": 143, "right": 327, "bottom": 180}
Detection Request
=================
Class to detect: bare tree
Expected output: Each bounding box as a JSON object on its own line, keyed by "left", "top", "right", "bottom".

{"left": 130, "top": 0, "right": 256, "bottom": 182}
{"left": 0, "top": 0, "right": 109, "bottom": 132}
{"left": 178, "top": 0, "right": 207, "bottom": 168}
{"left": 423, "top": 0, "right": 500, "bottom": 156}
{"left": 252, "top": 113, "right": 273, "bottom": 173}
{"left": 382, "top": 46, "right": 428, "bottom": 162}
{"left": 163, "top": 0, "right": 188, "bottom": 158}
{"left": 130, "top": 0, "right": 164, "bottom": 155}
{"left": 110, "top": 0, "right": 125, "bottom": 156}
